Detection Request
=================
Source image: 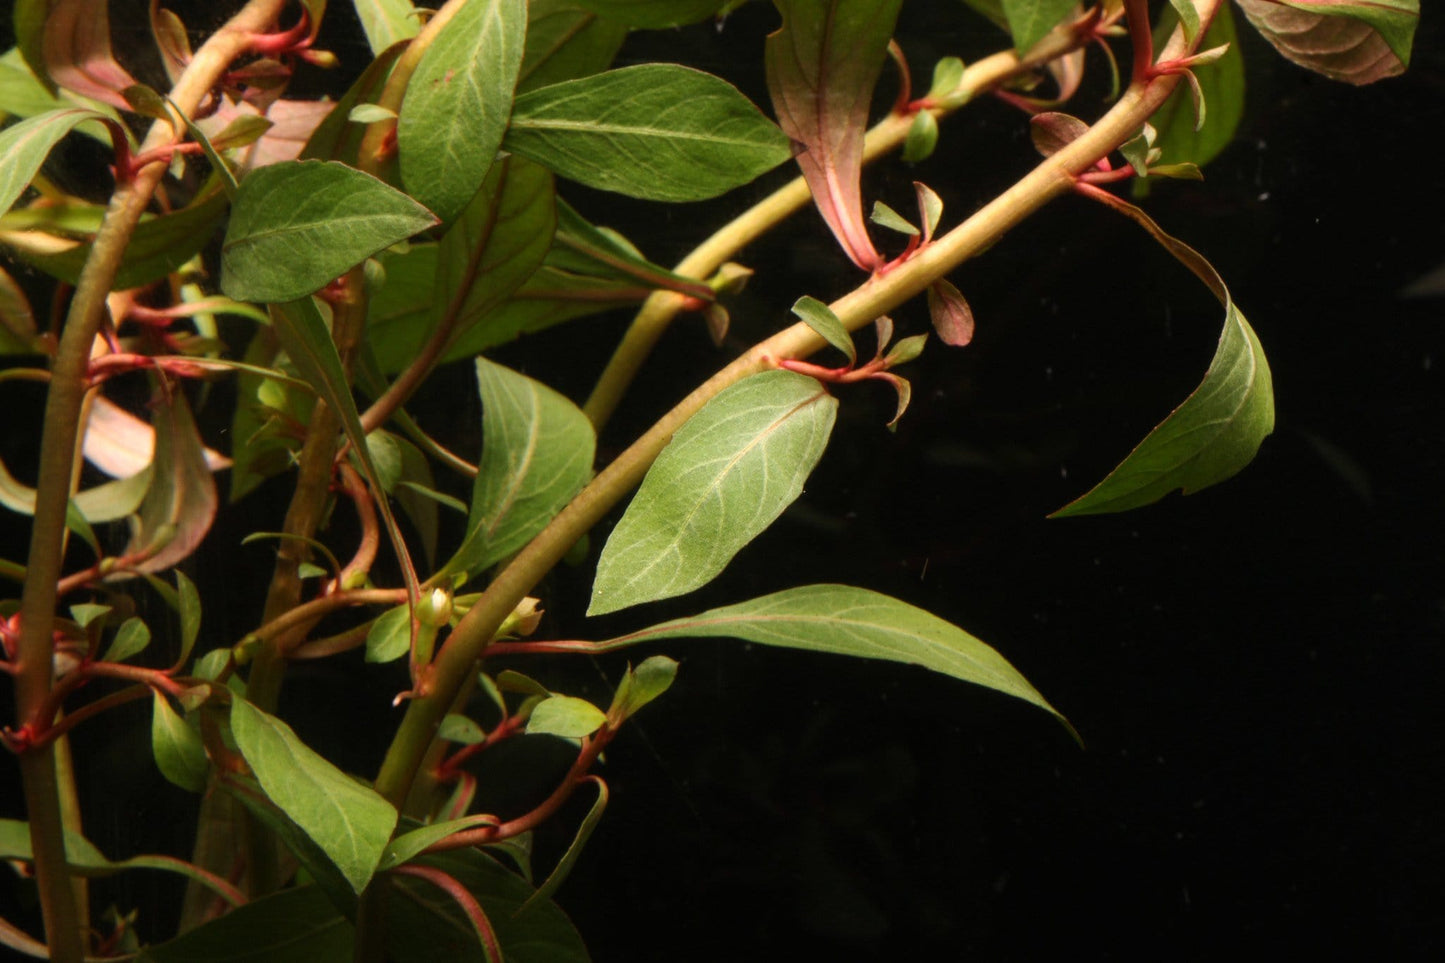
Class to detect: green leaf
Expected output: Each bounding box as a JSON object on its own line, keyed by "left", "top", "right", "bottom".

{"left": 302, "top": 40, "right": 407, "bottom": 165}
{"left": 13, "top": 0, "right": 54, "bottom": 95}
{"left": 519, "top": 0, "right": 629, "bottom": 93}
{"left": 230, "top": 698, "right": 399, "bottom": 894}
{"left": 136, "top": 886, "right": 351, "bottom": 962}
{"left": 366, "top": 603, "right": 412, "bottom": 663}
{"left": 566, "top": 0, "right": 728, "bottom": 27}
{"left": 791, "top": 295, "right": 856, "bottom": 364}
{"left": 607, "top": 655, "right": 678, "bottom": 721}
{"left": 595, "top": 584, "right": 1065, "bottom": 722}
{"left": 432, "top": 155, "right": 557, "bottom": 351}
{"left": 1000, "top": 0, "right": 1078, "bottom": 53}
{"left": 0, "top": 186, "right": 228, "bottom": 289}
{"left": 869, "top": 201, "right": 919, "bottom": 237}
{"left": 379, "top": 814, "right": 500, "bottom": 871}
{"left": 505, "top": 64, "right": 792, "bottom": 202}
{"left": 151, "top": 692, "right": 209, "bottom": 792}
{"left": 1053, "top": 194, "right": 1274, "bottom": 516}
{"left": 69, "top": 602, "right": 111, "bottom": 629}
{"left": 439, "top": 713, "right": 487, "bottom": 745}
{"left": 387, "top": 847, "right": 591, "bottom": 963}
{"left": 354, "top": 0, "right": 420, "bottom": 55}
{"left": 1146, "top": 3, "right": 1244, "bottom": 172}
{"left": 0, "top": 263, "right": 37, "bottom": 353}
{"left": 1168, "top": 0, "right": 1202, "bottom": 41}
{"left": 348, "top": 103, "right": 396, "bottom": 124}
{"left": 527, "top": 695, "right": 608, "bottom": 738}
{"left": 0, "top": 48, "right": 117, "bottom": 143}
{"left": 901, "top": 110, "right": 939, "bottom": 162}
{"left": 590, "top": 370, "right": 838, "bottom": 615}
{"left": 220, "top": 774, "right": 361, "bottom": 910}
{"left": 516, "top": 776, "right": 607, "bottom": 915}
{"left": 0, "top": 107, "right": 111, "bottom": 217}
{"left": 445, "top": 358, "right": 596, "bottom": 578}
{"left": 1235, "top": 0, "right": 1417, "bottom": 82}
{"left": 764, "top": 0, "right": 903, "bottom": 270}
{"left": 397, "top": 0, "right": 526, "bottom": 223}
{"left": 101, "top": 617, "right": 151, "bottom": 664}
{"left": 221, "top": 160, "right": 438, "bottom": 303}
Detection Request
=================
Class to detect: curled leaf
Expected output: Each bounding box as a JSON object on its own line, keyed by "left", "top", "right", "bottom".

{"left": 41, "top": 0, "right": 141, "bottom": 111}
{"left": 1029, "top": 110, "right": 1089, "bottom": 157}
{"left": 1235, "top": 0, "right": 1418, "bottom": 85}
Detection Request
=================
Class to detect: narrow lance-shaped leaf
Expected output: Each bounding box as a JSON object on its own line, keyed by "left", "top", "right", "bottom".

{"left": 590, "top": 370, "right": 838, "bottom": 616}
{"left": 354, "top": 0, "right": 420, "bottom": 56}
{"left": 230, "top": 698, "right": 399, "bottom": 894}
{"left": 505, "top": 63, "right": 792, "bottom": 202}
{"left": 1144, "top": 1, "right": 1244, "bottom": 174}
{"left": 584, "top": 584, "right": 1067, "bottom": 725}
{"left": 1235, "top": 0, "right": 1418, "bottom": 84}
{"left": 515, "top": 776, "right": 607, "bottom": 916}
{"left": 221, "top": 159, "right": 438, "bottom": 303}
{"left": 764, "top": 0, "right": 904, "bottom": 271}
{"left": 519, "top": 0, "right": 629, "bottom": 93}
{"left": 0, "top": 107, "right": 113, "bottom": 217}
{"left": 397, "top": 0, "right": 526, "bottom": 223}
{"left": 791, "top": 295, "right": 855, "bottom": 364}
{"left": 41, "top": 0, "right": 141, "bottom": 110}
{"left": 1052, "top": 191, "right": 1274, "bottom": 516}
{"left": 445, "top": 358, "right": 596, "bottom": 578}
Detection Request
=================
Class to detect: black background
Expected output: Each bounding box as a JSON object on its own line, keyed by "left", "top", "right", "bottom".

{"left": 3, "top": 2, "right": 1443, "bottom": 961}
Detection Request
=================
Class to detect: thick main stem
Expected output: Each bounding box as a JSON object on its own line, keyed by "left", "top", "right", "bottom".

{"left": 12, "top": 4, "right": 290, "bottom": 958}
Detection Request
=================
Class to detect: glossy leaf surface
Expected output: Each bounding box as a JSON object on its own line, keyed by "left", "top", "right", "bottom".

{"left": 221, "top": 160, "right": 436, "bottom": 303}
{"left": 1053, "top": 195, "right": 1274, "bottom": 516}
{"left": 397, "top": 0, "right": 525, "bottom": 223}
{"left": 230, "top": 699, "right": 398, "bottom": 894}
{"left": 764, "top": 0, "right": 903, "bottom": 270}
{"left": 590, "top": 370, "right": 837, "bottom": 615}
{"left": 1235, "top": 0, "right": 1418, "bottom": 83}
{"left": 567, "top": 0, "right": 728, "bottom": 27}
{"left": 597, "top": 584, "right": 1064, "bottom": 721}
{"left": 447, "top": 358, "right": 596, "bottom": 577}
{"left": 505, "top": 64, "right": 792, "bottom": 202}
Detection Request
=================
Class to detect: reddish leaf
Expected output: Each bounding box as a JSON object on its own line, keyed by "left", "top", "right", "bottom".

{"left": 126, "top": 391, "right": 219, "bottom": 574}
{"left": 198, "top": 99, "right": 335, "bottom": 171}
{"left": 764, "top": 0, "right": 904, "bottom": 272}
{"left": 1235, "top": 0, "right": 1418, "bottom": 85}
{"left": 42, "top": 0, "right": 141, "bottom": 110}
{"left": 927, "top": 279, "right": 975, "bottom": 347}
{"left": 83, "top": 395, "right": 231, "bottom": 479}
{"left": 1029, "top": 111, "right": 1089, "bottom": 157}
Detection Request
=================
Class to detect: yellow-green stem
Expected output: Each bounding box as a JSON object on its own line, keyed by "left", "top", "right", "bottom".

{"left": 13, "top": 4, "right": 290, "bottom": 957}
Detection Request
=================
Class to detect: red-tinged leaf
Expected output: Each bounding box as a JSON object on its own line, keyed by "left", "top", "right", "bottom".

{"left": 125, "top": 391, "right": 218, "bottom": 574}
{"left": 927, "top": 279, "right": 975, "bottom": 347}
{"left": 1235, "top": 0, "right": 1418, "bottom": 84}
{"left": 765, "top": 0, "right": 904, "bottom": 272}
{"left": 1029, "top": 111, "right": 1089, "bottom": 157}
{"left": 149, "top": 1, "right": 193, "bottom": 85}
{"left": 197, "top": 99, "right": 336, "bottom": 171}
{"left": 83, "top": 395, "right": 231, "bottom": 479}
{"left": 41, "top": 0, "right": 141, "bottom": 111}
{"left": 874, "top": 371, "right": 912, "bottom": 427}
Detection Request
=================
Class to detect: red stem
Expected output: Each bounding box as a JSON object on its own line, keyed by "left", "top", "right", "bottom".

{"left": 390, "top": 864, "right": 502, "bottom": 962}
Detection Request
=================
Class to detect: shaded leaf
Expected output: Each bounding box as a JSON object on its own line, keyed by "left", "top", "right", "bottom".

{"left": 1146, "top": 3, "right": 1244, "bottom": 174}
{"left": 126, "top": 391, "right": 218, "bottom": 574}
{"left": 446, "top": 358, "right": 595, "bottom": 578}
{"left": 175, "top": 569, "right": 202, "bottom": 668}
{"left": 517, "top": 776, "right": 607, "bottom": 915}
{"left": 41, "top": 0, "right": 140, "bottom": 110}
{"left": 366, "top": 603, "right": 412, "bottom": 664}
{"left": 791, "top": 295, "right": 855, "bottom": 364}
{"left": 13, "top": 0, "right": 53, "bottom": 94}
{"left": 1029, "top": 110, "right": 1088, "bottom": 157}
{"left": 1053, "top": 192, "right": 1274, "bottom": 515}
{"left": 764, "top": 0, "right": 903, "bottom": 270}
{"left": 354, "top": 0, "right": 420, "bottom": 55}
{"left": 197, "top": 99, "right": 335, "bottom": 172}
{"left": 230, "top": 698, "right": 398, "bottom": 894}
{"left": 221, "top": 160, "right": 437, "bottom": 303}
{"left": 301, "top": 40, "right": 407, "bottom": 165}
{"left": 506, "top": 63, "right": 792, "bottom": 202}
{"left": 590, "top": 370, "right": 837, "bottom": 615}
{"left": 520, "top": 0, "right": 629, "bottom": 93}
{"left": 397, "top": 0, "right": 526, "bottom": 223}
{"left": 136, "top": 886, "right": 351, "bottom": 963}
{"left": 149, "top": 1, "right": 192, "bottom": 85}
{"left": 593, "top": 584, "right": 1066, "bottom": 722}
{"left": 901, "top": 110, "right": 938, "bottom": 162}
{"left": 1235, "top": 0, "right": 1417, "bottom": 83}
{"left": 80, "top": 394, "right": 229, "bottom": 479}
{"left": 0, "top": 47, "right": 118, "bottom": 143}
{"left": 566, "top": 0, "right": 728, "bottom": 27}
{"left": 439, "top": 713, "right": 487, "bottom": 745}
{"left": 101, "top": 617, "right": 150, "bottom": 663}
{"left": 151, "top": 691, "right": 208, "bottom": 792}
{"left": 0, "top": 264, "right": 37, "bottom": 353}
{"left": 379, "top": 814, "right": 500, "bottom": 871}
{"left": 1000, "top": 0, "right": 1079, "bottom": 53}
{"left": 0, "top": 107, "right": 112, "bottom": 217}
{"left": 926, "top": 278, "right": 975, "bottom": 347}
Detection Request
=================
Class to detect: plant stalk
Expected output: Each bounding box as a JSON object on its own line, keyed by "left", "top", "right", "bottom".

{"left": 12, "top": 3, "right": 290, "bottom": 957}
